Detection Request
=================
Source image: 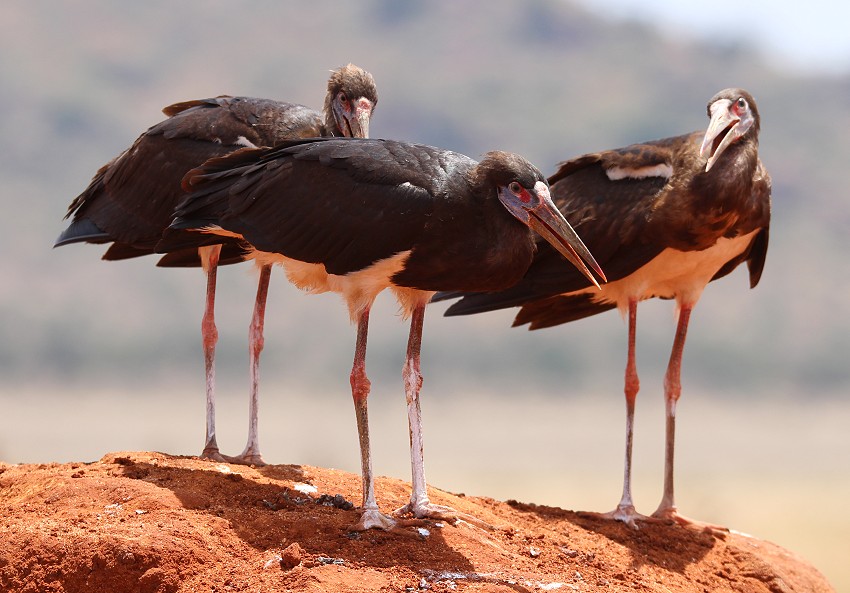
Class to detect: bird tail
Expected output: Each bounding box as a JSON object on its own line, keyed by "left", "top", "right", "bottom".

{"left": 437, "top": 284, "right": 550, "bottom": 317}
{"left": 101, "top": 242, "right": 154, "bottom": 261}
{"left": 156, "top": 240, "right": 251, "bottom": 268}
{"left": 513, "top": 293, "right": 617, "bottom": 330}
{"left": 53, "top": 218, "right": 112, "bottom": 248}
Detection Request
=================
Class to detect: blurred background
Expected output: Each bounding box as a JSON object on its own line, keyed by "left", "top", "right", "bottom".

{"left": 1, "top": 0, "right": 848, "bottom": 588}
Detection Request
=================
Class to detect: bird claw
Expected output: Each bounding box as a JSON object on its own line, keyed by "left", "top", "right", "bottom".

{"left": 581, "top": 504, "right": 655, "bottom": 530}
{"left": 228, "top": 451, "right": 267, "bottom": 467}
{"left": 200, "top": 448, "right": 266, "bottom": 467}
{"left": 349, "top": 509, "right": 427, "bottom": 536}
{"left": 199, "top": 444, "right": 267, "bottom": 467}
{"left": 651, "top": 507, "right": 729, "bottom": 537}
{"left": 350, "top": 509, "right": 398, "bottom": 531}
{"left": 200, "top": 447, "right": 229, "bottom": 463}
{"left": 393, "top": 502, "right": 496, "bottom": 531}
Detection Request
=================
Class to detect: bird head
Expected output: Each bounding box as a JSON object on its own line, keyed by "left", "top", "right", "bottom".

{"left": 325, "top": 63, "right": 378, "bottom": 139}
{"left": 700, "top": 88, "right": 759, "bottom": 172}
{"left": 482, "top": 152, "right": 606, "bottom": 288}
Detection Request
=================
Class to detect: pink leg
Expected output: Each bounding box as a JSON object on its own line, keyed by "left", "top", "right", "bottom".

{"left": 398, "top": 304, "right": 428, "bottom": 513}
{"left": 200, "top": 246, "right": 225, "bottom": 462}
{"left": 621, "top": 299, "right": 640, "bottom": 511}
{"left": 232, "top": 264, "right": 271, "bottom": 466}
{"left": 651, "top": 304, "right": 725, "bottom": 534}
{"left": 393, "top": 305, "right": 492, "bottom": 529}
{"left": 589, "top": 300, "right": 653, "bottom": 527}
{"left": 349, "top": 309, "right": 398, "bottom": 531}
{"left": 653, "top": 304, "right": 691, "bottom": 519}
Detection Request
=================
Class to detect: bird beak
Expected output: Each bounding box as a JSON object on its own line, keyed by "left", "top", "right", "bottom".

{"left": 336, "top": 98, "right": 373, "bottom": 139}
{"left": 700, "top": 99, "right": 752, "bottom": 172}
{"left": 513, "top": 182, "right": 606, "bottom": 288}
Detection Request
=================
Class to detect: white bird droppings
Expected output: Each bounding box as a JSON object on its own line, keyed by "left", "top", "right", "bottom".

{"left": 293, "top": 483, "right": 318, "bottom": 495}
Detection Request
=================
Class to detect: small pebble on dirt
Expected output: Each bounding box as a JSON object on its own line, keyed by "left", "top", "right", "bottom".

{"left": 279, "top": 542, "right": 303, "bottom": 570}
{"left": 315, "top": 493, "right": 355, "bottom": 510}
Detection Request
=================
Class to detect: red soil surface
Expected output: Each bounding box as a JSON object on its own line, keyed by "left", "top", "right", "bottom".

{"left": 0, "top": 451, "right": 834, "bottom": 592}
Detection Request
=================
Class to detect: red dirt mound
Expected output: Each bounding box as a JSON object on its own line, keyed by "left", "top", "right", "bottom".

{"left": 0, "top": 451, "right": 834, "bottom": 592}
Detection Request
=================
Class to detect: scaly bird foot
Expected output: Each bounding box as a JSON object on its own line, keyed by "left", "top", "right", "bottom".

{"left": 652, "top": 507, "right": 729, "bottom": 537}
{"left": 393, "top": 501, "right": 496, "bottom": 530}
{"left": 200, "top": 446, "right": 229, "bottom": 463}
{"left": 228, "top": 450, "right": 267, "bottom": 467}
{"left": 349, "top": 508, "right": 427, "bottom": 536}
{"left": 580, "top": 503, "right": 658, "bottom": 530}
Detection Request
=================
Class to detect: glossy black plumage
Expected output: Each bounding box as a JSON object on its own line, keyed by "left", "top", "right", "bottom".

{"left": 170, "top": 139, "right": 560, "bottom": 292}
{"left": 441, "top": 88, "right": 771, "bottom": 528}
{"left": 166, "top": 137, "right": 602, "bottom": 531}
{"left": 54, "top": 64, "right": 379, "bottom": 466}
{"left": 56, "top": 65, "right": 379, "bottom": 264}
{"left": 442, "top": 129, "right": 769, "bottom": 319}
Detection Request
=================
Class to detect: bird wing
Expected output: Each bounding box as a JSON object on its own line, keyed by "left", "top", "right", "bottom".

{"left": 158, "top": 96, "right": 325, "bottom": 146}
{"left": 154, "top": 240, "right": 252, "bottom": 268}
{"left": 170, "top": 138, "right": 458, "bottom": 275}
{"left": 512, "top": 292, "right": 618, "bottom": 329}
{"left": 537, "top": 136, "right": 688, "bottom": 288}
{"left": 57, "top": 135, "right": 233, "bottom": 251}
{"left": 57, "top": 98, "right": 323, "bottom": 256}
{"left": 441, "top": 136, "right": 686, "bottom": 315}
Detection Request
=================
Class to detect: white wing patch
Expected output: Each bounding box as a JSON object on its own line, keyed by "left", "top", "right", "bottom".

{"left": 606, "top": 163, "right": 673, "bottom": 181}
{"left": 235, "top": 136, "right": 258, "bottom": 148}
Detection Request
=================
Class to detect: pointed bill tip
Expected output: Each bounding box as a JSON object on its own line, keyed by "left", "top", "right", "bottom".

{"left": 527, "top": 208, "right": 606, "bottom": 289}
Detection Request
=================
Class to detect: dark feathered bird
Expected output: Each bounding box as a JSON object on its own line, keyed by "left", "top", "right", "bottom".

{"left": 164, "top": 137, "right": 604, "bottom": 531}
{"left": 441, "top": 88, "right": 770, "bottom": 529}
{"left": 54, "top": 64, "right": 378, "bottom": 465}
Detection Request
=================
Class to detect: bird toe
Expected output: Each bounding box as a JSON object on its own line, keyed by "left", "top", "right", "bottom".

{"left": 229, "top": 455, "right": 266, "bottom": 467}
{"left": 394, "top": 502, "right": 496, "bottom": 531}
{"left": 349, "top": 509, "right": 429, "bottom": 537}
{"left": 651, "top": 507, "right": 729, "bottom": 537}
{"left": 199, "top": 447, "right": 229, "bottom": 463}
{"left": 582, "top": 504, "right": 651, "bottom": 530}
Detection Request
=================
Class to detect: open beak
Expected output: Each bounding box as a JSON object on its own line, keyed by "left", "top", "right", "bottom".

{"left": 700, "top": 99, "right": 750, "bottom": 172}
{"left": 525, "top": 182, "right": 606, "bottom": 288}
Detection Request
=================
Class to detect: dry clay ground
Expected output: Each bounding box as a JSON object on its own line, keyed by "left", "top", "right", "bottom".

{"left": 0, "top": 451, "right": 835, "bottom": 593}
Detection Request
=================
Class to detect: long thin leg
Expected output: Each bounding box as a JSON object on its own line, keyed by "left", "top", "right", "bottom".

{"left": 653, "top": 304, "right": 691, "bottom": 520}
{"left": 402, "top": 304, "right": 428, "bottom": 511}
{"left": 620, "top": 299, "right": 640, "bottom": 512}
{"left": 589, "top": 299, "right": 652, "bottom": 527}
{"left": 393, "top": 305, "right": 491, "bottom": 528}
{"left": 652, "top": 303, "right": 727, "bottom": 534}
{"left": 349, "top": 309, "right": 397, "bottom": 531}
{"left": 233, "top": 264, "right": 272, "bottom": 466}
{"left": 200, "top": 245, "right": 225, "bottom": 461}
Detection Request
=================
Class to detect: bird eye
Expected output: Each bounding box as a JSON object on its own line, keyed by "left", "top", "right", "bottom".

{"left": 338, "top": 92, "right": 349, "bottom": 104}
{"left": 509, "top": 181, "right": 522, "bottom": 195}
{"left": 736, "top": 97, "right": 747, "bottom": 111}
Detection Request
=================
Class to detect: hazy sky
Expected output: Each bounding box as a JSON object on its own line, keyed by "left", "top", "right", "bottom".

{"left": 575, "top": 0, "right": 850, "bottom": 74}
